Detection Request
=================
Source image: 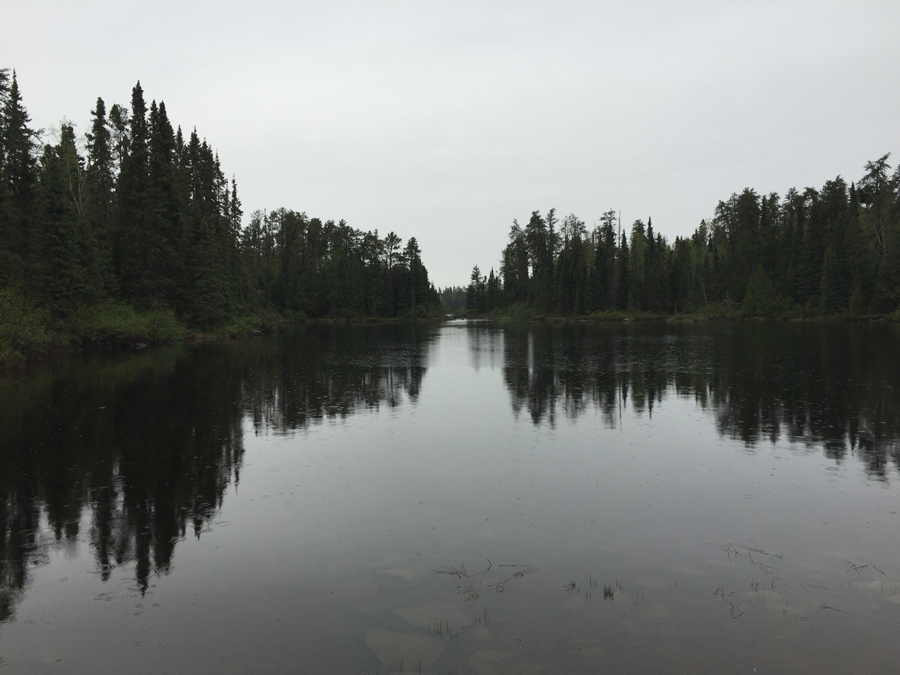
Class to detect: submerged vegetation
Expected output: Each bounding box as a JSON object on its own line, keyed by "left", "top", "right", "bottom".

{"left": 0, "top": 69, "right": 441, "bottom": 365}
{"left": 465, "top": 155, "right": 900, "bottom": 319}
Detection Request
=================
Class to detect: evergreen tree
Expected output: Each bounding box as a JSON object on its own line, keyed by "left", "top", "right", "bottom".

{"left": 34, "top": 125, "right": 85, "bottom": 314}
{"left": 84, "top": 97, "right": 116, "bottom": 293}
{"left": 486, "top": 268, "right": 502, "bottom": 310}
{"left": 501, "top": 220, "right": 529, "bottom": 305}
{"left": 226, "top": 176, "right": 245, "bottom": 307}
{"left": 0, "top": 68, "right": 10, "bottom": 279}
{"left": 742, "top": 264, "right": 780, "bottom": 316}
{"left": 0, "top": 72, "right": 444, "bottom": 332}
{"left": 593, "top": 212, "right": 618, "bottom": 310}
{"left": 669, "top": 236, "right": 692, "bottom": 312}
{"left": 845, "top": 183, "right": 871, "bottom": 307}
{"left": 115, "top": 82, "right": 150, "bottom": 303}
{"left": 859, "top": 154, "right": 898, "bottom": 311}
{"left": 628, "top": 219, "right": 646, "bottom": 309}
{"left": 819, "top": 246, "right": 843, "bottom": 314}
{"left": 524, "top": 211, "right": 552, "bottom": 310}
{"left": 146, "top": 100, "right": 183, "bottom": 307}
{"left": 466, "top": 264, "right": 485, "bottom": 313}
{"left": 0, "top": 71, "right": 37, "bottom": 285}
{"left": 108, "top": 103, "right": 130, "bottom": 176}
{"left": 617, "top": 231, "right": 630, "bottom": 310}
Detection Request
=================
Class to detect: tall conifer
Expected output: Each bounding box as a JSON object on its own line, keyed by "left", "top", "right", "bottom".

{"left": 116, "top": 82, "right": 150, "bottom": 303}
{"left": 0, "top": 71, "right": 37, "bottom": 285}
{"left": 146, "top": 100, "right": 182, "bottom": 307}
{"left": 84, "top": 97, "right": 116, "bottom": 292}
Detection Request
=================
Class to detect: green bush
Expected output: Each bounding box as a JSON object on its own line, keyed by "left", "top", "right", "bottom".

{"left": 65, "top": 302, "right": 185, "bottom": 343}
{"left": 0, "top": 287, "right": 53, "bottom": 355}
{"left": 742, "top": 265, "right": 782, "bottom": 317}
{"left": 223, "top": 308, "right": 287, "bottom": 337}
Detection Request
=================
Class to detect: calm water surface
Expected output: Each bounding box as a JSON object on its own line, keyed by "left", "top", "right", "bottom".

{"left": 2, "top": 321, "right": 899, "bottom": 674}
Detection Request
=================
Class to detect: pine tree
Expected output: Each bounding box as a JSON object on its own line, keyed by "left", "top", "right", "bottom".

{"left": 84, "top": 97, "right": 116, "bottom": 293}
{"left": 797, "top": 188, "right": 824, "bottom": 308}
{"left": 742, "top": 264, "right": 780, "bottom": 316}
{"left": 182, "top": 131, "right": 229, "bottom": 324}
{"left": 501, "top": 220, "right": 529, "bottom": 305}
{"left": 116, "top": 82, "right": 150, "bottom": 304}
{"left": 525, "top": 211, "right": 551, "bottom": 310}
{"left": 0, "top": 68, "right": 10, "bottom": 274}
{"left": 845, "top": 183, "right": 870, "bottom": 307}
{"left": 628, "top": 219, "right": 646, "bottom": 309}
{"left": 0, "top": 71, "right": 37, "bottom": 285}
{"left": 859, "top": 154, "right": 898, "bottom": 311}
{"left": 593, "top": 213, "right": 617, "bottom": 310}
{"left": 617, "top": 231, "right": 630, "bottom": 310}
{"left": 34, "top": 125, "right": 87, "bottom": 315}
{"left": 466, "top": 265, "right": 484, "bottom": 313}
{"left": 226, "top": 176, "right": 245, "bottom": 307}
{"left": 819, "top": 246, "right": 842, "bottom": 314}
{"left": 146, "top": 100, "right": 183, "bottom": 307}
{"left": 486, "top": 268, "right": 502, "bottom": 311}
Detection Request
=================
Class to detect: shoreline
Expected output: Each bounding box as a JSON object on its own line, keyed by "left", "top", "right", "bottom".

{"left": 0, "top": 311, "right": 445, "bottom": 371}
{"left": 4, "top": 309, "right": 896, "bottom": 372}
{"left": 455, "top": 310, "right": 898, "bottom": 324}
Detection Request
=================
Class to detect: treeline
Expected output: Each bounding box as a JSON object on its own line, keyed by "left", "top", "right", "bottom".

{"left": 438, "top": 285, "right": 466, "bottom": 312}
{"left": 466, "top": 155, "right": 900, "bottom": 316}
{"left": 0, "top": 69, "right": 440, "bottom": 348}
{"left": 241, "top": 209, "right": 439, "bottom": 321}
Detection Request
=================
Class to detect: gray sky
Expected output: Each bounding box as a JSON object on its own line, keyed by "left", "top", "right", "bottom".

{"left": 3, "top": 0, "right": 899, "bottom": 287}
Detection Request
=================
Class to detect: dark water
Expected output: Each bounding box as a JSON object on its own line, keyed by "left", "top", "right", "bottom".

{"left": 2, "top": 321, "right": 899, "bottom": 674}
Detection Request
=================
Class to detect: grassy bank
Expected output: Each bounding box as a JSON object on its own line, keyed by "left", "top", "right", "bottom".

{"left": 0, "top": 288, "right": 286, "bottom": 370}
{"left": 453, "top": 300, "right": 900, "bottom": 324}
{"left": 0, "top": 287, "right": 445, "bottom": 370}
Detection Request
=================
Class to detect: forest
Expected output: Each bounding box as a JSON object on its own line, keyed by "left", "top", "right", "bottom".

{"left": 0, "top": 69, "right": 441, "bottom": 363}
{"left": 5, "top": 67, "right": 900, "bottom": 369}
{"left": 464, "top": 155, "right": 900, "bottom": 318}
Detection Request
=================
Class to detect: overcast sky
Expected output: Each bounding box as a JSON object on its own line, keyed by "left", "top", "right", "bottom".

{"left": 3, "top": 0, "right": 899, "bottom": 286}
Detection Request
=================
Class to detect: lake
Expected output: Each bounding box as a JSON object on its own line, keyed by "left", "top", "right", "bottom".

{"left": 1, "top": 321, "right": 899, "bottom": 674}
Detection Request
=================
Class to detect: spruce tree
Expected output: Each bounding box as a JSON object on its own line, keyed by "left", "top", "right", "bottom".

{"left": 182, "top": 131, "right": 227, "bottom": 325}
{"left": 116, "top": 82, "right": 150, "bottom": 304}
{"left": 617, "top": 232, "right": 630, "bottom": 310}
{"left": 84, "top": 97, "right": 116, "bottom": 293}
{"left": 819, "top": 246, "right": 842, "bottom": 314}
{"left": 845, "top": 183, "right": 870, "bottom": 306}
{"left": 0, "top": 71, "right": 37, "bottom": 285}
{"left": 34, "top": 125, "right": 87, "bottom": 315}
{"left": 146, "top": 100, "right": 183, "bottom": 307}
{"left": 0, "top": 69, "right": 9, "bottom": 256}
{"left": 742, "top": 264, "right": 780, "bottom": 317}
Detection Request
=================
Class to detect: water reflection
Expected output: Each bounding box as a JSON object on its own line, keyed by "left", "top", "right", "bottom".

{"left": 493, "top": 322, "right": 900, "bottom": 478}
{"left": 0, "top": 324, "right": 433, "bottom": 623}
{"left": 4, "top": 320, "right": 900, "bottom": 673}
{"left": 245, "top": 324, "right": 431, "bottom": 433}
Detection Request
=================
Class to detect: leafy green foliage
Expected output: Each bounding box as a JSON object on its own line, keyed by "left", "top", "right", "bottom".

{"left": 742, "top": 265, "right": 781, "bottom": 317}
{"left": 64, "top": 302, "right": 184, "bottom": 343}
{"left": 0, "top": 285, "right": 51, "bottom": 362}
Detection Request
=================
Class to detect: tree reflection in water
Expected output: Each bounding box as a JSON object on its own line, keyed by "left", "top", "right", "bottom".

{"left": 0, "top": 324, "right": 432, "bottom": 623}
{"left": 3, "top": 321, "right": 898, "bottom": 630}
{"left": 491, "top": 322, "right": 900, "bottom": 477}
